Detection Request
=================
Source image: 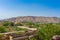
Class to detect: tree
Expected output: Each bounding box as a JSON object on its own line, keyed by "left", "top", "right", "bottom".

{"left": 0, "top": 26, "right": 7, "bottom": 33}
{"left": 2, "top": 21, "right": 14, "bottom": 26}
{"left": 37, "top": 23, "right": 60, "bottom": 40}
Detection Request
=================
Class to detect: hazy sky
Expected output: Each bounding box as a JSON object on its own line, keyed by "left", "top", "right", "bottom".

{"left": 0, "top": 0, "right": 60, "bottom": 19}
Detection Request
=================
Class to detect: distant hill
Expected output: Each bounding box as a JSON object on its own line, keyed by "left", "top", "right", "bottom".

{"left": 0, "top": 16, "right": 60, "bottom": 23}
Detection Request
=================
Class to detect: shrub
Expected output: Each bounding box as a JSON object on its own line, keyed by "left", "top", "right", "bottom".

{"left": 15, "top": 23, "right": 23, "bottom": 26}
{"left": 0, "top": 26, "right": 7, "bottom": 33}
{"left": 2, "top": 21, "right": 14, "bottom": 26}
{"left": 37, "top": 23, "right": 60, "bottom": 40}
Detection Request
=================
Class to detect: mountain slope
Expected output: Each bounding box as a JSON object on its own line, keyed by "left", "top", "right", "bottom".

{"left": 1, "top": 16, "right": 60, "bottom": 23}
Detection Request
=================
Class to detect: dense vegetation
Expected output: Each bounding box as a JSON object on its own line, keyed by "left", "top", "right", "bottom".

{"left": 23, "top": 22, "right": 60, "bottom": 40}
{"left": 0, "top": 21, "right": 26, "bottom": 33}
{"left": 0, "top": 21, "right": 60, "bottom": 40}
{"left": 37, "top": 23, "right": 60, "bottom": 40}
{"left": 22, "top": 22, "right": 60, "bottom": 40}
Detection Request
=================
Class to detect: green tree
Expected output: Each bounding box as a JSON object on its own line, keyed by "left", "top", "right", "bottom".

{"left": 37, "top": 23, "right": 60, "bottom": 40}
{"left": 2, "top": 21, "right": 14, "bottom": 26}
{"left": 0, "top": 26, "right": 7, "bottom": 33}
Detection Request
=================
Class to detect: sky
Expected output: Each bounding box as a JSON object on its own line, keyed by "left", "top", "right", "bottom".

{"left": 0, "top": 0, "right": 60, "bottom": 19}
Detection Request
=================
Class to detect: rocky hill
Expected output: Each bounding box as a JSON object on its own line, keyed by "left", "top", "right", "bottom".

{"left": 1, "top": 16, "right": 60, "bottom": 23}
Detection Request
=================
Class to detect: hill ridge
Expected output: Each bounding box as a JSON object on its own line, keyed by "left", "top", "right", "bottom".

{"left": 0, "top": 16, "right": 60, "bottom": 23}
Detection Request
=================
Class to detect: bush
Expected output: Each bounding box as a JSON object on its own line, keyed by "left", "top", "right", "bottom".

{"left": 37, "top": 23, "right": 60, "bottom": 40}
{"left": 30, "top": 38, "right": 36, "bottom": 40}
{"left": 0, "top": 26, "right": 7, "bottom": 33}
{"left": 15, "top": 23, "right": 23, "bottom": 26}
{"left": 2, "top": 21, "right": 14, "bottom": 26}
